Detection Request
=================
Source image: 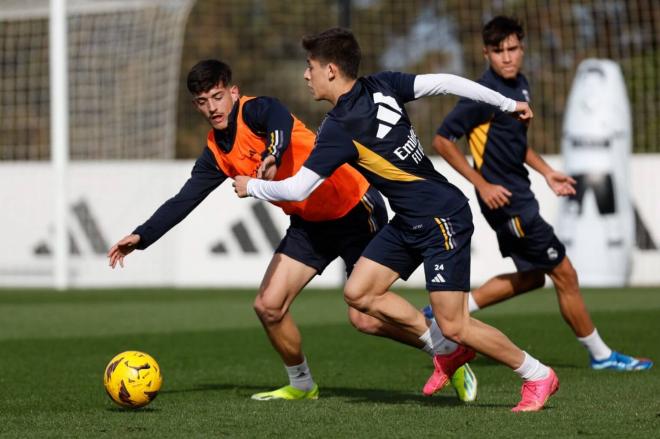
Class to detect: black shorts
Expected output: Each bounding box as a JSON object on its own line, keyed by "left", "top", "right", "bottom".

{"left": 362, "top": 203, "right": 473, "bottom": 292}
{"left": 275, "top": 186, "right": 387, "bottom": 277}
{"left": 493, "top": 209, "right": 566, "bottom": 272}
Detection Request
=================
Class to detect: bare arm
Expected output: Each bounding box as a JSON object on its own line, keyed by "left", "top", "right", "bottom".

{"left": 525, "top": 147, "right": 576, "bottom": 196}
{"left": 433, "top": 134, "right": 512, "bottom": 209}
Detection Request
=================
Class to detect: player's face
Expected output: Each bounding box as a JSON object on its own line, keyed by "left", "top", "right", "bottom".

{"left": 304, "top": 57, "right": 331, "bottom": 101}
{"left": 484, "top": 34, "right": 524, "bottom": 80}
{"left": 192, "top": 82, "right": 239, "bottom": 130}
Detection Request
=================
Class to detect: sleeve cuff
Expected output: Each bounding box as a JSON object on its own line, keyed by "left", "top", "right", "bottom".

{"left": 502, "top": 98, "right": 517, "bottom": 113}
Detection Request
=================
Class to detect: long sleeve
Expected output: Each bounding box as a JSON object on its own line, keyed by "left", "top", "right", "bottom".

{"left": 246, "top": 166, "right": 325, "bottom": 202}
{"left": 414, "top": 73, "right": 517, "bottom": 112}
{"left": 242, "top": 96, "right": 294, "bottom": 166}
{"left": 132, "top": 148, "right": 226, "bottom": 249}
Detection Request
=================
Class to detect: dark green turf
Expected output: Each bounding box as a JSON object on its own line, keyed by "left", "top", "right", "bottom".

{"left": 0, "top": 287, "right": 658, "bottom": 437}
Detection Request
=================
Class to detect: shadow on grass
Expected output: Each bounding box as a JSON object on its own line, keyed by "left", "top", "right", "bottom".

{"left": 105, "top": 407, "right": 160, "bottom": 413}
{"left": 161, "top": 383, "right": 510, "bottom": 408}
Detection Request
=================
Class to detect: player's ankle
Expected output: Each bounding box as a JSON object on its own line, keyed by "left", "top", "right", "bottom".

{"left": 514, "top": 351, "right": 550, "bottom": 381}
{"left": 285, "top": 357, "right": 315, "bottom": 391}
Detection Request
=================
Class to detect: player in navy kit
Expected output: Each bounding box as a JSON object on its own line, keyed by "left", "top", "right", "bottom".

{"left": 108, "top": 59, "right": 478, "bottom": 403}
{"left": 428, "top": 16, "right": 652, "bottom": 371}
{"left": 234, "top": 28, "right": 559, "bottom": 411}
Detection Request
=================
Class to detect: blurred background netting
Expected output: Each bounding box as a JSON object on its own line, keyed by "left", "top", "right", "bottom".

{"left": 0, "top": 0, "right": 657, "bottom": 160}
{"left": 177, "top": 0, "right": 659, "bottom": 157}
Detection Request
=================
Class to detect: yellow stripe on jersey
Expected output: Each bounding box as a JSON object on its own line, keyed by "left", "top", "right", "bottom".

{"left": 513, "top": 216, "right": 525, "bottom": 237}
{"left": 353, "top": 140, "right": 423, "bottom": 182}
{"left": 434, "top": 217, "right": 451, "bottom": 250}
{"left": 468, "top": 121, "right": 491, "bottom": 170}
{"left": 268, "top": 132, "right": 275, "bottom": 155}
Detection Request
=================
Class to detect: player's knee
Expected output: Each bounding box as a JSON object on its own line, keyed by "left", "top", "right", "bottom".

{"left": 436, "top": 319, "right": 469, "bottom": 345}
{"left": 344, "top": 293, "right": 372, "bottom": 313}
{"left": 253, "top": 294, "right": 286, "bottom": 324}
{"left": 348, "top": 307, "right": 382, "bottom": 335}
{"left": 343, "top": 283, "right": 372, "bottom": 312}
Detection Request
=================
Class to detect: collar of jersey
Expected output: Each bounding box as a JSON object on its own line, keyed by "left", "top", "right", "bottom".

{"left": 333, "top": 79, "right": 362, "bottom": 113}
{"left": 487, "top": 67, "right": 522, "bottom": 88}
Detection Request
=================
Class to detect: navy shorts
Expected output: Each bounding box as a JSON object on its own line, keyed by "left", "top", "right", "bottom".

{"left": 362, "top": 203, "right": 473, "bottom": 292}
{"left": 275, "top": 186, "right": 387, "bottom": 277}
{"left": 493, "top": 209, "right": 566, "bottom": 272}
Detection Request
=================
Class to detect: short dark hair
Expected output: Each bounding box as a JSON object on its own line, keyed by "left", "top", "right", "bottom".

{"left": 187, "top": 59, "right": 232, "bottom": 95}
{"left": 482, "top": 16, "right": 524, "bottom": 47}
{"left": 301, "top": 27, "right": 361, "bottom": 79}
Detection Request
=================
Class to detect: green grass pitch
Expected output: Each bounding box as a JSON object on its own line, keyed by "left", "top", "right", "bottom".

{"left": 0, "top": 287, "right": 658, "bottom": 437}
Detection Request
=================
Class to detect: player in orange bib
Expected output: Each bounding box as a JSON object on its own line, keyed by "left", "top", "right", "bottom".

{"left": 108, "top": 59, "right": 475, "bottom": 401}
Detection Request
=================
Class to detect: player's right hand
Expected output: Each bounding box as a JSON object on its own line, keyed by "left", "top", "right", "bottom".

{"left": 477, "top": 182, "right": 512, "bottom": 209}
{"left": 513, "top": 101, "right": 533, "bottom": 123}
{"left": 107, "top": 234, "right": 140, "bottom": 269}
{"left": 233, "top": 175, "right": 251, "bottom": 198}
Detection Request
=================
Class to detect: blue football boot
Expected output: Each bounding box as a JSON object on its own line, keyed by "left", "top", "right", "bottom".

{"left": 590, "top": 351, "right": 653, "bottom": 371}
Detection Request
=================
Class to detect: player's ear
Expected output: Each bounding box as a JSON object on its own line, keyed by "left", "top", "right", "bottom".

{"left": 326, "top": 62, "right": 337, "bottom": 81}
{"left": 229, "top": 85, "right": 240, "bottom": 103}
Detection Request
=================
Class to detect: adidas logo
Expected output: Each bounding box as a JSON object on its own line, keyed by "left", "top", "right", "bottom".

{"left": 33, "top": 199, "right": 108, "bottom": 256}
{"left": 211, "top": 202, "right": 282, "bottom": 255}
{"left": 373, "top": 92, "right": 402, "bottom": 139}
{"left": 431, "top": 273, "right": 446, "bottom": 283}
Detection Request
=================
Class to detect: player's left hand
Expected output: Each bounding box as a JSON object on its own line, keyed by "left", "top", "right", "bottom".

{"left": 233, "top": 175, "right": 252, "bottom": 198}
{"left": 513, "top": 101, "right": 533, "bottom": 123}
{"left": 545, "top": 170, "right": 577, "bottom": 196}
{"left": 257, "top": 155, "right": 278, "bottom": 180}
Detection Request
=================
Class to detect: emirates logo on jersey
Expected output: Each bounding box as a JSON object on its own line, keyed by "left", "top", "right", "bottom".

{"left": 394, "top": 128, "right": 425, "bottom": 164}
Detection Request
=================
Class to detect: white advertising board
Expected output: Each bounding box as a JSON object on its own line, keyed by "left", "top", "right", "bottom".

{"left": 0, "top": 162, "right": 343, "bottom": 288}
{"left": 0, "top": 157, "right": 658, "bottom": 288}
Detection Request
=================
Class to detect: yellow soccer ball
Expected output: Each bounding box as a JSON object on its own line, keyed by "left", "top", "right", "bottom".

{"left": 103, "top": 351, "right": 163, "bottom": 408}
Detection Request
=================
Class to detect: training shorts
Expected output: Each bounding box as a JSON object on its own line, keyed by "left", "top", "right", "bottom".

{"left": 362, "top": 203, "right": 473, "bottom": 292}
{"left": 493, "top": 208, "right": 566, "bottom": 272}
{"left": 275, "top": 186, "right": 387, "bottom": 277}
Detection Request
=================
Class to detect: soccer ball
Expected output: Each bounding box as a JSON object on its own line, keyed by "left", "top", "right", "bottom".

{"left": 103, "top": 351, "right": 163, "bottom": 408}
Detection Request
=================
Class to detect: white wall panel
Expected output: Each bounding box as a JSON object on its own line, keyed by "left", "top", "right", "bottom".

{"left": 0, "top": 156, "right": 658, "bottom": 288}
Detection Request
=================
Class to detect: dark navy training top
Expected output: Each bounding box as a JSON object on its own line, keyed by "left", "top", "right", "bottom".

{"left": 304, "top": 71, "right": 468, "bottom": 223}
{"left": 437, "top": 68, "right": 538, "bottom": 225}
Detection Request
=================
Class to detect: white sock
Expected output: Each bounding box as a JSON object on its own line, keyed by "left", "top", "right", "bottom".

{"left": 467, "top": 292, "right": 480, "bottom": 313}
{"left": 285, "top": 357, "right": 314, "bottom": 391}
{"left": 514, "top": 351, "right": 550, "bottom": 381}
{"left": 419, "top": 319, "right": 458, "bottom": 356}
{"left": 577, "top": 329, "right": 612, "bottom": 361}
